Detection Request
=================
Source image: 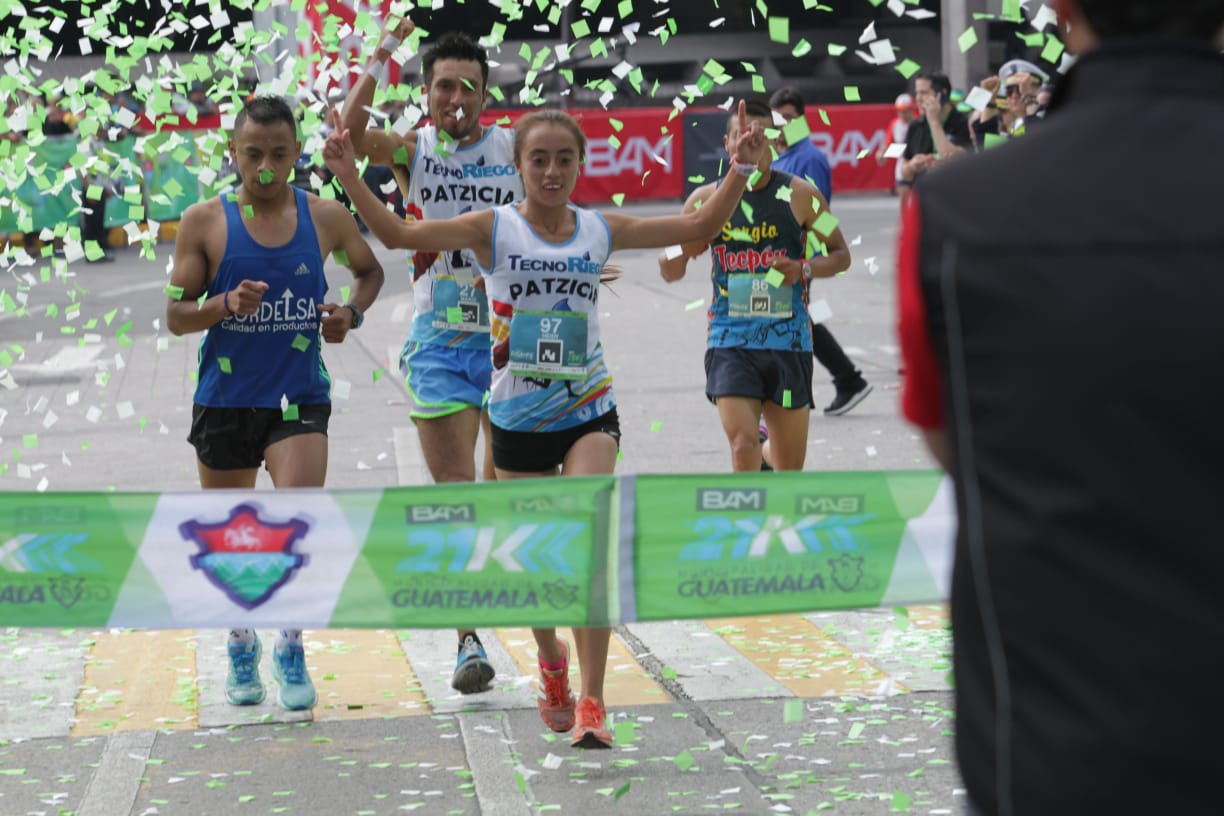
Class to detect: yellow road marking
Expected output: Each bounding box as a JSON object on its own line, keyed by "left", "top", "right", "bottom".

{"left": 305, "top": 629, "right": 428, "bottom": 721}
{"left": 707, "top": 614, "right": 900, "bottom": 697}
{"left": 73, "top": 629, "right": 197, "bottom": 736}
{"left": 906, "top": 603, "right": 949, "bottom": 630}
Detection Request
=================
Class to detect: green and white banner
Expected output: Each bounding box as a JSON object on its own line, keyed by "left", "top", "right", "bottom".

{"left": 0, "top": 472, "right": 954, "bottom": 628}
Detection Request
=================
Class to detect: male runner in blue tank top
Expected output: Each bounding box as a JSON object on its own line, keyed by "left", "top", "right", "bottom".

{"left": 167, "top": 96, "right": 384, "bottom": 710}
{"left": 339, "top": 15, "right": 522, "bottom": 694}
{"left": 659, "top": 100, "right": 851, "bottom": 472}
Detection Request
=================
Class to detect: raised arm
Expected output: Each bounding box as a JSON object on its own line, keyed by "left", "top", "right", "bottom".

{"left": 340, "top": 14, "right": 417, "bottom": 167}
{"left": 323, "top": 110, "right": 492, "bottom": 258}
{"left": 606, "top": 100, "right": 767, "bottom": 252}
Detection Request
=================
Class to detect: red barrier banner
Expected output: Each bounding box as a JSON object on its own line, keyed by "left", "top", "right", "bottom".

{"left": 810, "top": 104, "right": 896, "bottom": 194}
{"left": 482, "top": 108, "right": 683, "bottom": 205}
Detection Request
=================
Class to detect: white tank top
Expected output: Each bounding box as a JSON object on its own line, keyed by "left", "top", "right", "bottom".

{"left": 479, "top": 204, "right": 616, "bottom": 432}
{"left": 405, "top": 125, "right": 523, "bottom": 350}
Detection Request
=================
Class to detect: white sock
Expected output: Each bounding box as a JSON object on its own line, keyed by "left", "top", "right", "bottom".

{"left": 276, "top": 629, "right": 303, "bottom": 651}
{"left": 228, "top": 628, "right": 255, "bottom": 645}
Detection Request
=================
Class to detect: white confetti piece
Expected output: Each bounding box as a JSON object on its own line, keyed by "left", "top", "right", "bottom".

{"left": 964, "top": 86, "right": 994, "bottom": 112}
{"left": 116, "top": 402, "right": 135, "bottom": 419}
{"left": 858, "top": 21, "right": 877, "bottom": 44}
{"left": 869, "top": 39, "right": 895, "bottom": 64}
{"left": 85, "top": 406, "right": 102, "bottom": 423}
{"left": 807, "top": 299, "right": 834, "bottom": 324}
{"left": 332, "top": 379, "right": 352, "bottom": 400}
{"left": 542, "top": 752, "right": 563, "bottom": 770}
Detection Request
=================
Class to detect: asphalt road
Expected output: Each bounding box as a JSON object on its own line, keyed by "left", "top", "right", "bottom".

{"left": 0, "top": 193, "right": 961, "bottom": 816}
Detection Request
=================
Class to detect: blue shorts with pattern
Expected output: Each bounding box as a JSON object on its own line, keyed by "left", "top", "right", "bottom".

{"left": 399, "top": 341, "right": 490, "bottom": 420}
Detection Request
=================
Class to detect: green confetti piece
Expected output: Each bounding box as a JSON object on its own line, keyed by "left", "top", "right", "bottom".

{"left": 847, "top": 722, "right": 865, "bottom": 739}
{"left": 446, "top": 306, "right": 463, "bottom": 323}
{"left": 609, "top": 118, "right": 624, "bottom": 132}
{"left": 515, "top": 771, "right": 527, "bottom": 794}
{"left": 218, "top": 357, "right": 232, "bottom": 374}
{"left": 783, "top": 698, "right": 803, "bottom": 722}
{"left": 1002, "top": 0, "right": 1022, "bottom": 21}
{"left": 781, "top": 116, "right": 810, "bottom": 146}
{"left": 813, "top": 210, "right": 840, "bottom": 237}
{"left": 282, "top": 404, "right": 300, "bottom": 421}
{"left": 685, "top": 298, "right": 705, "bottom": 311}
{"left": 242, "top": 204, "right": 254, "bottom": 218}
{"left": 613, "top": 782, "right": 631, "bottom": 801}
{"left": 1041, "top": 34, "right": 1065, "bottom": 63}
{"left": 983, "top": 133, "right": 1008, "bottom": 150}
{"left": 792, "top": 38, "right": 813, "bottom": 58}
{"left": 611, "top": 193, "right": 625, "bottom": 206}
{"left": 650, "top": 420, "right": 664, "bottom": 432}
{"left": 843, "top": 85, "right": 861, "bottom": 102}
{"left": 896, "top": 58, "right": 921, "bottom": 79}
{"left": 890, "top": 791, "right": 912, "bottom": 812}
{"left": 827, "top": 43, "right": 847, "bottom": 56}
{"left": 768, "top": 17, "right": 789, "bottom": 44}
{"left": 765, "top": 268, "right": 785, "bottom": 288}
{"left": 22, "top": 434, "right": 37, "bottom": 449}
{"left": 674, "top": 750, "right": 694, "bottom": 772}
{"left": 291, "top": 334, "right": 311, "bottom": 351}
{"left": 373, "top": 368, "right": 385, "bottom": 383}
{"left": 333, "top": 248, "right": 349, "bottom": 265}
{"left": 613, "top": 721, "right": 635, "bottom": 744}
{"left": 958, "top": 27, "right": 978, "bottom": 53}
{"left": 782, "top": 389, "right": 792, "bottom": 409}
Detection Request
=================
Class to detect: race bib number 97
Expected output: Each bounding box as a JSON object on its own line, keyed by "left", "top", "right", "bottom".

{"left": 508, "top": 309, "right": 588, "bottom": 380}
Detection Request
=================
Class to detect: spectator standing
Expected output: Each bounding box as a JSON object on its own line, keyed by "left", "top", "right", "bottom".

{"left": 897, "top": 0, "right": 1224, "bottom": 813}
{"left": 768, "top": 87, "right": 872, "bottom": 417}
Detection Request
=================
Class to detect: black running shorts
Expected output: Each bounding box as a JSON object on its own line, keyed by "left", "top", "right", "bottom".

{"left": 704, "top": 347, "right": 814, "bottom": 408}
{"left": 188, "top": 403, "right": 331, "bottom": 470}
{"left": 491, "top": 408, "right": 621, "bottom": 473}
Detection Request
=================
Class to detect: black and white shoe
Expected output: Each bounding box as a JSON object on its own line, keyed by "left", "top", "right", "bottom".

{"left": 823, "top": 382, "right": 873, "bottom": 416}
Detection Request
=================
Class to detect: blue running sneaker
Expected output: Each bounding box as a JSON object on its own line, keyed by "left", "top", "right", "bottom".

{"left": 451, "top": 634, "right": 495, "bottom": 694}
{"left": 225, "top": 633, "right": 265, "bottom": 706}
{"left": 271, "top": 641, "right": 317, "bottom": 710}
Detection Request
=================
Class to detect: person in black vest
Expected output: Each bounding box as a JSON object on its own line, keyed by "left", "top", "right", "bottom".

{"left": 896, "top": 1, "right": 1224, "bottom": 814}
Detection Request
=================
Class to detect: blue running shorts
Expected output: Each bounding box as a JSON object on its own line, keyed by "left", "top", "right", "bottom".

{"left": 400, "top": 340, "right": 491, "bottom": 420}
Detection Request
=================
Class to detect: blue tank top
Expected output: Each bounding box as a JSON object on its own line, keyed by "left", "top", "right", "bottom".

{"left": 707, "top": 170, "right": 812, "bottom": 352}
{"left": 193, "top": 187, "right": 331, "bottom": 408}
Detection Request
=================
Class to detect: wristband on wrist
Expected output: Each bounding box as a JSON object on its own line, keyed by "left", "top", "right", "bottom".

{"left": 223, "top": 290, "right": 236, "bottom": 317}
{"left": 368, "top": 60, "right": 388, "bottom": 83}
{"left": 379, "top": 34, "right": 401, "bottom": 54}
{"left": 731, "top": 159, "right": 756, "bottom": 177}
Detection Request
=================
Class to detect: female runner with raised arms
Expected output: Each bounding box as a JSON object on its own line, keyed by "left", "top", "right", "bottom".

{"left": 323, "top": 102, "right": 768, "bottom": 748}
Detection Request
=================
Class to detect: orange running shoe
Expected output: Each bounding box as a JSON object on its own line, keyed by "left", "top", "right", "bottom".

{"left": 571, "top": 696, "right": 613, "bottom": 749}
{"left": 536, "top": 638, "right": 575, "bottom": 732}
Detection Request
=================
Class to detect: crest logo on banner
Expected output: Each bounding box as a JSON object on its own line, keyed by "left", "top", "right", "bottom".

{"left": 181, "top": 504, "right": 310, "bottom": 610}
